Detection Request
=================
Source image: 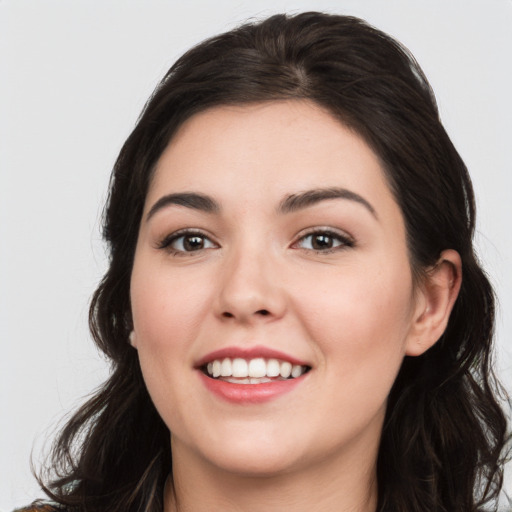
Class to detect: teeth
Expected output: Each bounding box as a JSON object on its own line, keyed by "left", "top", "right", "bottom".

{"left": 212, "top": 360, "right": 221, "bottom": 378}
{"left": 251, "top": 377, "right": 272, "bottom": 384}
{"left": 280, "top": 361, "right": 292, "bottom": 378}
{"left": 248, "top": 358, "right": 266, "bottom": 378}
{"left": 224, "top": 377, "right": 273, "bottom": 384}
{"left": 291, "top": 364, "right": 303, "bottom": 378}
{"left": 232, "top": 358, "right": 248, "bottom": 377}
{"left": 204, "top": 357, "right": 309, "bottom": 381}
{"left": 267, "top": 359, "right": 280, "bottom": 377}
{"left": 220, "top": 358, "right": 232, "bottom": 377}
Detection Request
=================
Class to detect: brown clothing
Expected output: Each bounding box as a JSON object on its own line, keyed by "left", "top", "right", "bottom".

{"left": 14, "top": 506, "right": 61, "bottom": 512}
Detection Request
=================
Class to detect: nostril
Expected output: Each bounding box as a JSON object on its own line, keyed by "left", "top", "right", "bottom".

{"left": 220, "top": 309, "right": 271, "bottom": 319}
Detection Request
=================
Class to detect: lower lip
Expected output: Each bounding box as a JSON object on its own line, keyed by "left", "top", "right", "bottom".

{"left": 198, "top": 371, "right": 306, "bottom": 404}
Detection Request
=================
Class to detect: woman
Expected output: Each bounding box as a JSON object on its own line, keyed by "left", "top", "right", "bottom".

{"left": 23, "top": 11, "right": 509, "bottom": 512}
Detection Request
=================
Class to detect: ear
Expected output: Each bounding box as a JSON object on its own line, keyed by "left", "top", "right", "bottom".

{"left": 129, "top": 330, "right": 138, "bottom": 349}
{"left": 405, "top": 249, "right": 462, "bottom": 357}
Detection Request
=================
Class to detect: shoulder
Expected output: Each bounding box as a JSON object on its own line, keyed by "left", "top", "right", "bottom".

{"left": 13, "top": 506, "right": 63, "bottom": 512}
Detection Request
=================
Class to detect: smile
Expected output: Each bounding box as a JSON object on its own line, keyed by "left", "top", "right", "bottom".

{"left": 204, "top": 357, "right": 310, "bottom": 384}
{"left": 196, "top": 346, "right": 312, "bottom": 402}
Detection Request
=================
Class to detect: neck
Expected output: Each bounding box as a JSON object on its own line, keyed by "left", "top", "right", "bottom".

{"left": 164, "top": 438, "right": 379, "bottom": 512}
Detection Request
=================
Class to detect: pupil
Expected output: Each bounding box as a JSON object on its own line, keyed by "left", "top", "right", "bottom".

{"left": 184, "top": 236, "right": 204, "bottom": 251}
{"left": 313, "top": 234, "right": 332, "bottom": 250}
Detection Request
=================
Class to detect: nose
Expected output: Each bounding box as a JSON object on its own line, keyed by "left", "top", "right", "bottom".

{"left": 214, "top": 248, "right": 287, "bottom": 325}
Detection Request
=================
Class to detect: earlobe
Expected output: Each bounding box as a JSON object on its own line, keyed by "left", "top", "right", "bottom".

{"left": 405, "top": 249, "right": 462, "bottom": 357}
{"left": 129, "top": 330, "right": 137, "bottom": 349}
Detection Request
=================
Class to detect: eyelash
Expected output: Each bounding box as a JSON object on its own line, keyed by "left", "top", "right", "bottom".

{"left": 156, "top": 229, "right": 217, "bottom": 256}
{"left": 156, "top": 228, "right": 355, "bottom": 256}
{"left": 292, "top": 228, "right": 355, "bottom": 254}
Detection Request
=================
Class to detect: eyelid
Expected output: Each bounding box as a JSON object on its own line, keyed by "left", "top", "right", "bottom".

{"left": 156, "top": 228, "right": 219, "bottom": 254}
{"left": 291, "top": 226, "right": 355, "bottom": 252}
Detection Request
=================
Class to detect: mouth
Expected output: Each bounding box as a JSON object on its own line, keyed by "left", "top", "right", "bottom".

{"left": 201, "top": 357, "right": 311, "bottom": 384}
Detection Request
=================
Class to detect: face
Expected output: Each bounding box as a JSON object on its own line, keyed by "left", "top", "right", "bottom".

{"left": 130, "top": 100, "right": 422, "bottom": 477}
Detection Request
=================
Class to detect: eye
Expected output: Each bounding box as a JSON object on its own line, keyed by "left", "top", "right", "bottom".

{"left": 293, "top": 229, "right": 354, "bottom": 253}
{"left": 158, "top": 230, "right": 218, "bottom": 255}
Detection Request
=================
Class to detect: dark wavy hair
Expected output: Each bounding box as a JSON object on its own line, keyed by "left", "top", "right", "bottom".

{"left": 36, "top": 11, "right": 510, "bottom": 512}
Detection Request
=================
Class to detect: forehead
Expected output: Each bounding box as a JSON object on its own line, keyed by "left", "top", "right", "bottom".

{"left": 147, "top": 100, "right": 397, "bottom": 216}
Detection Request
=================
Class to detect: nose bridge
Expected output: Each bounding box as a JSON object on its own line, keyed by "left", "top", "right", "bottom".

{"left": 215, "top": 235, "right": 286, "bottom": 323}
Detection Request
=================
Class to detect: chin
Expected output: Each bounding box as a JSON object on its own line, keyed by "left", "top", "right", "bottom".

{"left": 184, "top": 425, "right": 309, "bottom": 477}
{"left": 206, "top": 447, "right": 303, "bottom": 478}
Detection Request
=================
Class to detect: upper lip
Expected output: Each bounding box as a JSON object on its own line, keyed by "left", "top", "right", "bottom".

{"left": 195, "top": 345, "right": 310, "bottom": 368}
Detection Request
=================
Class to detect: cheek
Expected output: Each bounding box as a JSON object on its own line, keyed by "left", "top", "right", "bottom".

{"left": 295, "top": 260, "right": 415, "bottom": 377}
{"left": 130, "top": 263, "right": 209, "bottom": 427}
{"left": 130, "top": 259, "right": 210, "bottom": 350}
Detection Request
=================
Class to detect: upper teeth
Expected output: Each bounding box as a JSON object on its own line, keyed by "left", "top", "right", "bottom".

{"left": 206, "top": 358, "right": 307, "bottom": 379}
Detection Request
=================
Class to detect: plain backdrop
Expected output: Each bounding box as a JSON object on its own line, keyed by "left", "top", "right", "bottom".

{"left": 1, "top": 0, "right": 511, "bottom": 509}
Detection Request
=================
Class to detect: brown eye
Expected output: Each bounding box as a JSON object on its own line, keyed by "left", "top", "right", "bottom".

{"left": 295, "top": 230, "right": 353, "bottom": 252}
{"left": 182, "top": 235, "right": 206, "bottom": 251}
{"left": 310, "top": 234, "right": 334, "bottom": 250}
{"left": 159, "top": 231, "right": 217, "bottom": 254}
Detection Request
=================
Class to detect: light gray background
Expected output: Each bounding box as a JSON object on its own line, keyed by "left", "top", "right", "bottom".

{"left": 1, "top": 0, "right": 511, "bottom": 509}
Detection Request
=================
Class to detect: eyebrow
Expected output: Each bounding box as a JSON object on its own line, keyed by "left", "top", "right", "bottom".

{"left": 146, "top": 192, "right": 220, "bottom": 221}
{"left": 278, "top": 187, "right": 377, "bottom": 218}
{"left": 146, "top": 186, "right": 377, "bottom": 222}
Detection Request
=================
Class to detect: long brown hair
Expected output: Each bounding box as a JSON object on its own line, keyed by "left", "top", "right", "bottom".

{"left": 36, "top": 12, "right": 510, "bottom": 511}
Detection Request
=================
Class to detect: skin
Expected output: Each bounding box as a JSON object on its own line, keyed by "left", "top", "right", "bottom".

{"left": 130, "top": 100, "right": 461, "bottom": 512}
